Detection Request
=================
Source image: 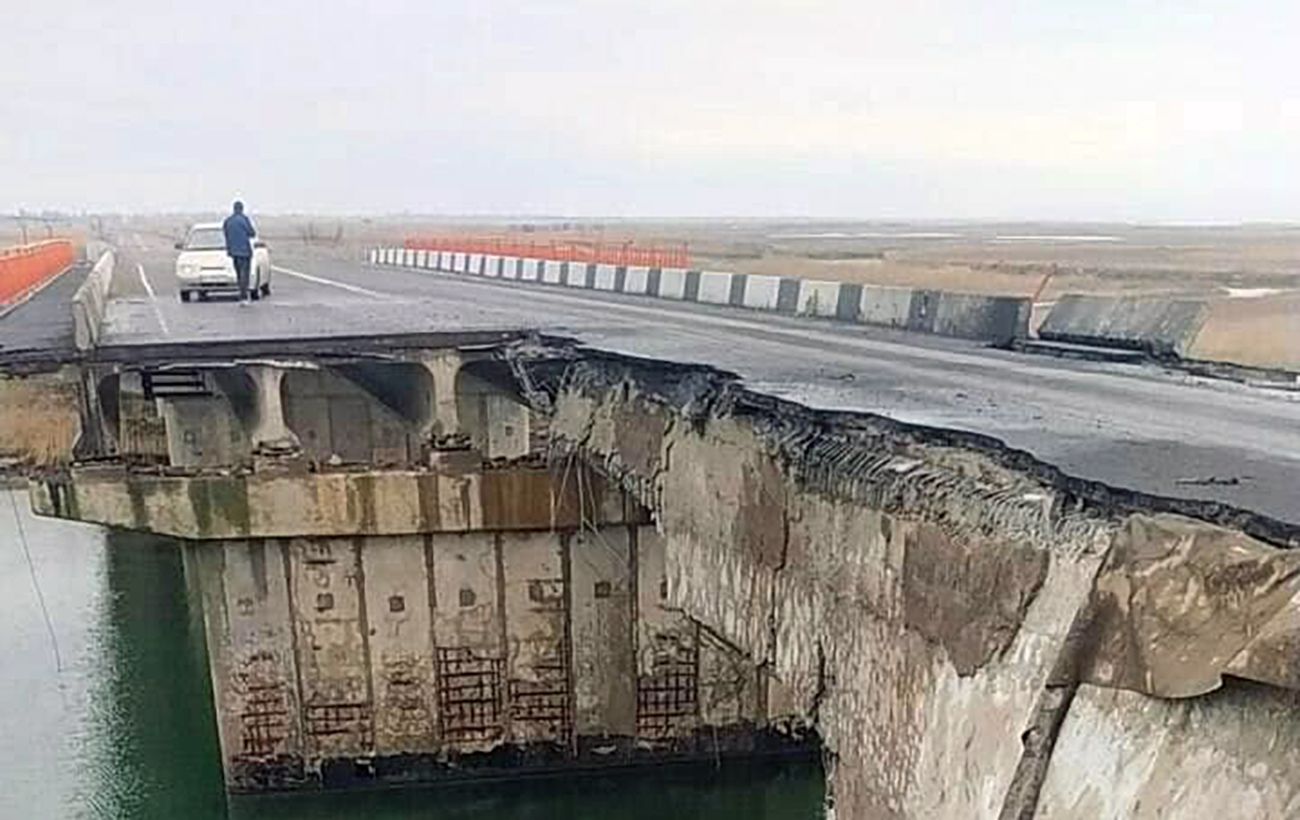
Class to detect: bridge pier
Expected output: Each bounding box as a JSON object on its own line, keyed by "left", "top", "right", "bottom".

{"left": 33, "top": 463, "right": 790, "bottom": 792}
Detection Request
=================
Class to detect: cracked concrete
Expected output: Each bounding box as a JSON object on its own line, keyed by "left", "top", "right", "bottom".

{"left": 523, "top": 347, "right": 1300, "bottom": 819}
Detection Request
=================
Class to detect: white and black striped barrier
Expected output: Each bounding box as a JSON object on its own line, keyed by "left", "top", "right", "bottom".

{"left": 368, "top": 248, "right": 1030, "bottom": 344}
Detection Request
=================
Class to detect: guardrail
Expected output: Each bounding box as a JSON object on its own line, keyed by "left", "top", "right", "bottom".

{"left": 371, "top": 247, "right": 1030, "bottom": 344}
{"left": 72, "top": 249, "right": 115, "bottom": 350}
{"left": 0, "top": 240, "right": 76, "bottom": 308}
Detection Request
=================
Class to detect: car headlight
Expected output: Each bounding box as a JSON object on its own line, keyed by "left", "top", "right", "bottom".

{"left": 178, "top": 263, "right": 199, "bottom": 275}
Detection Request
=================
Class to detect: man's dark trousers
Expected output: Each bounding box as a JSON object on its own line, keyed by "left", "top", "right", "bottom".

{"left": 232, "top": 255, "right": 251, "bottom": 301}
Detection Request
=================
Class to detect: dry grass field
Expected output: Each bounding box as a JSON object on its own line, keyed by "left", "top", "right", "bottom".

{"left": 327, "top": 217, "right": 1300, "bottom": 303}
{"left": 0, "top": 372, "right": 81, "bottom": 467}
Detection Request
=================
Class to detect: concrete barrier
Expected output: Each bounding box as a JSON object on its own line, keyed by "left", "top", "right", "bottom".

{"left": 563, "top": 262, "right": 591, "bottom": 288}
{"left": 1039, "top": 295, "right": 1207, "bottom": 355}
{"left": 658, "top": 268, "right": 688, "bottom": 300}
{"left": 623, "top": 266, "right": 650, "bottom": 295}
{"left": 797, "top": 280, "right": 841, "bottom": 318}
{"left": 932, "top": 292, "right": 1030, "bottom": 343}
{"left": 741, "top": 274, "right": 783, "bottom": 311}
{"left": 372, "top": 247, "right": 1032, "bottom": 344}
{"left": 593, "top": 264, "right": 618, "bottom": 291}
{"left": 859, "top": 285, "right": 913, "bottom": 329}
{"left": 697, "top": 271, "right": 734, "bottom": 305}
{"left": 72, "top": 250, "right": 115, "bottom": 351}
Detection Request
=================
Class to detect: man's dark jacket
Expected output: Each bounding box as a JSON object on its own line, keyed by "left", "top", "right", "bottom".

{"left": 222, "top": 213, "right": 256, "bottom": 258}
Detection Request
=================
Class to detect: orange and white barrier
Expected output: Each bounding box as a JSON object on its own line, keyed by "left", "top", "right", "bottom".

{"left": 0, "top": 240, "right": 75, "bottom": 307}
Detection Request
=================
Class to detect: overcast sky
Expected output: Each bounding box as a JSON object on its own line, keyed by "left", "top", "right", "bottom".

{"left": 3, "top": 1, "right": 1298, "bottom": 220}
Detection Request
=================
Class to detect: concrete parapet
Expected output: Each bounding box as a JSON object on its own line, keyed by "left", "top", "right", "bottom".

{"left": 72, "top": 249, "right": 115, "bottom": 351}
{"left": 858, "top": 284, "right": 913, "bottom": 329}
{"left": 1039, "top": 294, "right": 1209, "bottom": 355}
{"left": 593, "top": 263, "right": 618, "bottom": 291}
{"left": 696, "top": 271, "right": 734, "bottom": 305}
{"left": 371, "top": 246, "right": 1033, "bottom": 343}
{"left": 795, "top": 279, "right": 841, "bottom": 318}
{"left": 657, "top": 267, "right": 688, "bottom": 300}
{"left": 541, "top": 260, "right": 563, "bottom": 284}
{"left": 741, "top": 274, "right": 784, "bottom": 311}
{"left": 932, "top": 291, "right": 1032, "bottom": 343}
{"left": 623, "top": 265, "right": 650, "bottom": 294}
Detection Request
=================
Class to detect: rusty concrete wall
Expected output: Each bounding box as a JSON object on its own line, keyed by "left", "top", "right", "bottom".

{"left": 634, "top": 526, "right": 706, "bottom": 741}
{"left": 540, "top": 357, "right": 1300, "bottom": 820}
{"left": 188, "top": 540, "right": 306, "bottom": 790}
{"left": 362, "top": 534, "right": 438, "bottom": 756}
{"left": 190, "top": 523, "right": 760, "bottom": 790}
{"left": 570, "top": 527, "right": 635, "bottom": 739}
{"left": 501, "top": 531, "right": 570, "bottom": 745}
{"left": 430, "top": 532, "right": 504, "bottom": 750}
{"left": 286, "top": 537, "right": 375, "bottom": 763}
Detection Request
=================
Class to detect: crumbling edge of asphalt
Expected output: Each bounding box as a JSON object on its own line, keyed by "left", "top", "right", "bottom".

{"left": 509, "top": 339, "right": 1300, "bottom": 551}
{"left": 1012, "top": 337, "right": 1300, "bottom": 392}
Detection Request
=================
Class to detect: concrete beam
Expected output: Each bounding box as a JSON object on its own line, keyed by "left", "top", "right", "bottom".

{"left": 29, "top": 461, "right": 648, "bottom": 539}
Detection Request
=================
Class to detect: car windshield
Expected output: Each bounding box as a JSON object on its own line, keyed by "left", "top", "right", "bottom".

{"left": 184, "top": 228, "right": 226, "bottom": 250}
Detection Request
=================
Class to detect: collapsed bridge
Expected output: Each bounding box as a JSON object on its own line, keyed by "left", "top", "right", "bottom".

{"left": 6, "top": 241, "right": 1300, "bottom": 818}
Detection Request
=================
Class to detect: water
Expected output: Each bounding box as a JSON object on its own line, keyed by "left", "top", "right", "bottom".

{"left": 0, "top": 492, "right": 824, "bottom": 819}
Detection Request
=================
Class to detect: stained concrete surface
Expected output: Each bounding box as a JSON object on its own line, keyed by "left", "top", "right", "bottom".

{"left": 539, "top": 359, "right": 1300, "bottom": 818}
{"left": 91, "top": 243, "right": 1300, "bottom": 529}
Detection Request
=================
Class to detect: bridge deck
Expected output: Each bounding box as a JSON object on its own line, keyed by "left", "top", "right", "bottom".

{"left": 0, "top": 262, "right": 89, "bottom": 369}
{"left": 83, "top": 239, "right": 1300, "bottom": 528}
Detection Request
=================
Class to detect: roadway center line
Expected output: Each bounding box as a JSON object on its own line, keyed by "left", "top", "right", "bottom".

{"left": 272, "top": 265, "right": 391, "bottom": 299}
{"left": 136, "top": 262, "right": 170, "bottom": 336}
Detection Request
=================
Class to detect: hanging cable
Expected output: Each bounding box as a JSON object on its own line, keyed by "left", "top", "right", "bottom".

{"left": 8, "top": 488, "right": 63, "bottom": 673}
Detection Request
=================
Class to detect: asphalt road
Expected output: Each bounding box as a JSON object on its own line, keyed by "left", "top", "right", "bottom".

{"left": 98, "top": 235, "right": 1300, "bottom": 527}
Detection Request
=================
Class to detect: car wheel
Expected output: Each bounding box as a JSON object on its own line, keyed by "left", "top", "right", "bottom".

{"left": 180, "top": 290, "right": 191, "bottom": 303}
{"left": 261, "top": 282, "right": 271, "bottom": 297}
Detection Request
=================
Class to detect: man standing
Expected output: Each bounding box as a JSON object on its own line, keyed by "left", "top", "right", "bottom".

{"left": 222, "top": 200, "right": 257, "bottom": 305}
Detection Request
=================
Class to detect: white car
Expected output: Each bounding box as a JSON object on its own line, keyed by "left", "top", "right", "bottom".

{"left": 174, "top": 222, "right": 272, "bottom": 302}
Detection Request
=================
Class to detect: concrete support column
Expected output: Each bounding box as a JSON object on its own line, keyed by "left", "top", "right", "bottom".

{"left": 420, "top": 350, "right": 463, "bottom": 439}
{"left": 246, "top": 365, "right": 300, "bottom": 455}
{"left": 76, "top": 366, "right": 119, "bottom": 459}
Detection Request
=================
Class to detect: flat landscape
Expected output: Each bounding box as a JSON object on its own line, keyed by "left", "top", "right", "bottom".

{"left": 74, "top": 215, "right": 1300, "bottom": 302}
